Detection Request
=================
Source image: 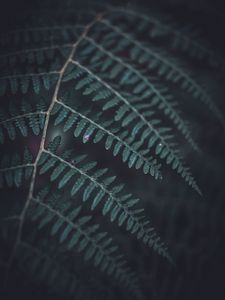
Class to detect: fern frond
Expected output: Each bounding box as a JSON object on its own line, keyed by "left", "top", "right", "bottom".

{"left": 51, "top": 100, "right": 162, "bottom": 179}
{"left": 0, "top": 24, "right": 80, "bottom": 48}
{"left": 0, "top": 148, "right": 33, "bottom": 188}
{"left": 37, "top": 138, "right": 171, "bottom": 261}
{"left": 84, "top": 2, "right": 225, "bottom": 69}
{"left": 0, "top": 2, "right": 224, "bottom": 299}
{"left": 98, "top": 19, "right": 225, "bottom": 131}
{"left": 111, "top": 8, "right": 225, "bottom": 69}
{"left": 63, "top": 62, "right": 200, "bottom": 193}
{"left": 79, "top": 37, "right": 199, "bottom": 151}
{"left": 17, "top": 239, "right": 95, "bottom": 300}
{"left": 0, "top": 44, "right": 72, "bottom": 68}
{"left": 0, "top": 71, "right": 59, "bottom": 95}
{"left": 29, "top": 190, "right": 143, "bottom": 299}
{"left": 0, "top": 98, "right": 47, "bottom": 142}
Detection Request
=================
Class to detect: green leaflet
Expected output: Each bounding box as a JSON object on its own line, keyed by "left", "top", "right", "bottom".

{"left": 115, "top": 104, "right": 129, "bottom": 121}
{"left": 50, "top": 164, "right": 67, "bottom": 181}
{"left": 110, "top": 205, "right": 121, "bottom": 222}
{"left": 91, "top": 190, "right": 106, "bottom": 210}
{"left": 71, "top": 176, "right": 86, "bottom": 196}
{"left": 60, "top": 224, "right": 73, "bottom": 243}
{"left": 74, "top": 119, "right": 88, "bottom": 137}
{"left": 77, "top": 237, "right": 89, "bottom": 252}
{"left": 118, "top": 211, "right": 128, "bottom": 226}
{"left": 103, "top": 197, "right": 114, "bottom": 216}
{"left": 58, "top": 169, "right": 77, "bottom": 189}
{"left": 39, "top": 157, "right": 57, "bottom": 174}
{"left": 54, "top": 108, "right": 69, "bottom": 126}
{"left": 51, "top": 218, "right": 64, "bottom": 236}
{"left": 103, "top": 97, "right": 119, "bottom": 110}
{"left": 84, "top": 244, "right": 96, "bottom": 261}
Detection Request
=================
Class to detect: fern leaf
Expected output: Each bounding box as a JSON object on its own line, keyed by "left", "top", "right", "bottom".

{"left": 37, "top": 140, "right": 171, "bottom": 261}
{"left": 112, "top": 8, "right": 225, "bottom": 70}
{"left": 81, "top": 37, "right": 199, "bottom": 151}
{"left": 0, "top": 98, "right": 48, "bottom": 143}
{"left": 30, "top": 192, "right": 143, "bottom": 298}
{"left": 0, "top": 148, "right": 33, "bottom": 188}
{"left": 99, "top": 19, "right": 225, "bottom": 131}
{"left": 65, "top": 61, "right": 200, "bottom": 193}
{"left": 0, "top": 71, "right": 58, "bottom": 95}
{"left": 52, "top": 100, "right": 162, "bottom": 179}
{"left": 16, "top": 238, "right": 95, "bottom": 300}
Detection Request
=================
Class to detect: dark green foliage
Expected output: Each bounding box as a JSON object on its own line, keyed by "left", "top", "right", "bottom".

{"left": 38, "top": 138, "right": 170, "bottom": 260}
{"left": 0, "top": 71, "right": 58, "bottom": 95}
{"left": 51, "top": 100, "right": 162, "bottom": 179}
{"left": 98, "top": 19, "right": 225, "bottom": 130}
{"left": 0, "top": 1, "right": 224, "bottom": 300}
{"left": 79, "top": 37, "right": 199, "bottom": 151}
{"left": 61, "top": 62, "right": 200, "bottom": 193}
{"left": 0, "top": 148, "right": 33, "bottom": 188}
{"left": 0, "top": 98, "right": 47, "bottom": 143}
{"left": 28, "top": 189, "right": 142, "bottom": 298}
